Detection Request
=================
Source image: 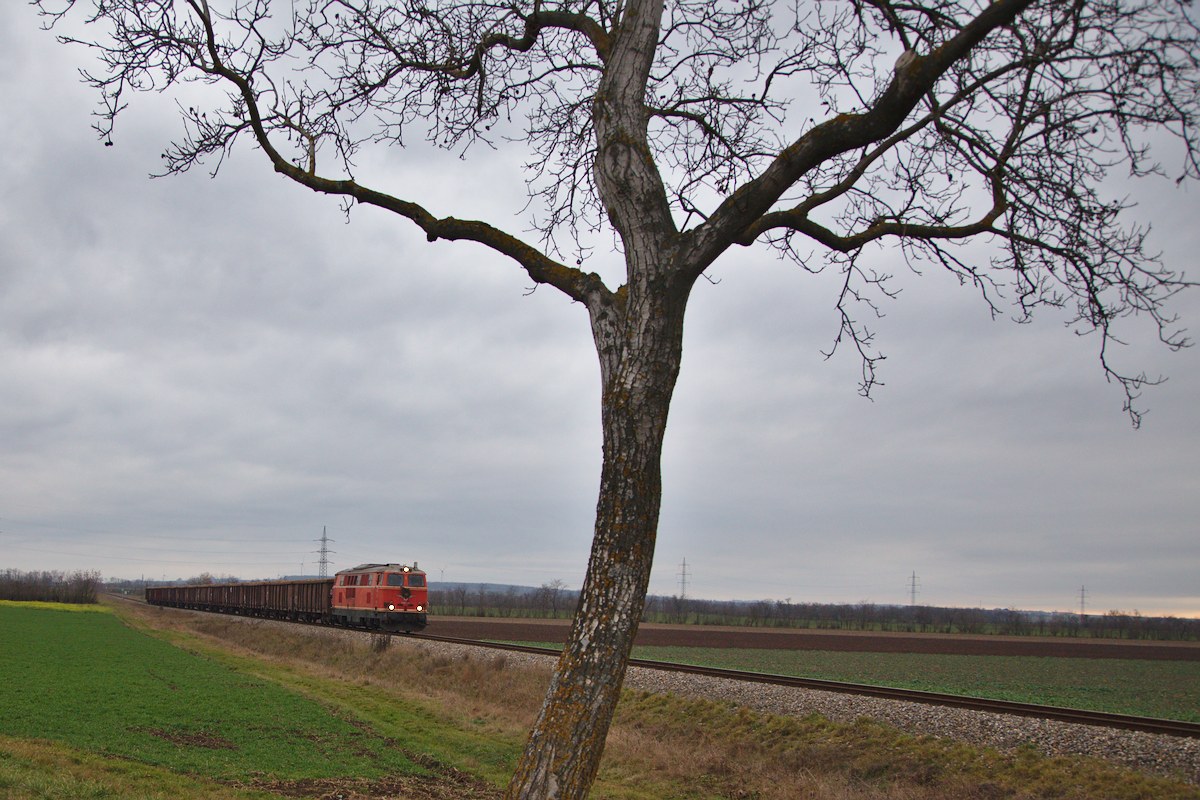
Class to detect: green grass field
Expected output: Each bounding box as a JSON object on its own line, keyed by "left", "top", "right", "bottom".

{"left": 0, "top": 603, "right": 423, "bottom": 781}
{"left": 630, "top": 646, "right": 1200, "bottom": 722}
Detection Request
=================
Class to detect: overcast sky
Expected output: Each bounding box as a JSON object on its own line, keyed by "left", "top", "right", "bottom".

{"left": 2, "top": 4, "right": 1197, "bottom": 617}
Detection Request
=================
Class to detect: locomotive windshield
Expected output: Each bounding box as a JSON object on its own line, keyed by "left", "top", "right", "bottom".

{"left": 385, "top": 572, "right": 425, "bottom": 587}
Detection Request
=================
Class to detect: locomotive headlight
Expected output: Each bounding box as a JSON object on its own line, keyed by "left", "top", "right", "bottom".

{"left": 387, "top": 603, "right": 395, "bottom": 611}
{"left": 416, "top": 605, "right": 424, "bottom": 612}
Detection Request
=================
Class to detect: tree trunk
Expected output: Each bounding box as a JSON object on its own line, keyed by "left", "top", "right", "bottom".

{"left": 505, "top": 280, "right": 689, "bottom": 799}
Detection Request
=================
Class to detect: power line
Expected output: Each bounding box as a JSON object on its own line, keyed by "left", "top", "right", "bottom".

{"left": 1, "top": 545, "right": 303, "bottom": 567}
{"left": 0, "top": 515, "right": 311, "bottom": 543}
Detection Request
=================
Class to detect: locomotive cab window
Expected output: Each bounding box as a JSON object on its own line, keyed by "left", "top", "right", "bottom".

{"left": 407, "top": 574, "right": 426, "bottom": 587}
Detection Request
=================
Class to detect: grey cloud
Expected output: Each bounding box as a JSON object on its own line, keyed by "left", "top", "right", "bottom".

{"left": 2, "top": 5, "right": 1197, "bottom": 616}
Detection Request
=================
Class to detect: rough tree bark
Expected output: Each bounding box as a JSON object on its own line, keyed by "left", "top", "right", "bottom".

{"left": 506, "top": 0, "right": 694, "bottom": 791}
{"left": 509, "top": 283, "right": 688, "bottom": 797}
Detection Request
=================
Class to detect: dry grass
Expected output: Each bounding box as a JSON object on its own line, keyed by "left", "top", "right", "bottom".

{"left": 110, "top": 600, "right": 1199, "bottom": 800}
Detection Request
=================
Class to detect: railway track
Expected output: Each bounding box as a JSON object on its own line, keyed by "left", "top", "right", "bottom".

{"left": 409, "top": 631, "right": 1200, "bottom": 739}
{"left": 116, "top": 595, "right": 1199, "bottom": 740}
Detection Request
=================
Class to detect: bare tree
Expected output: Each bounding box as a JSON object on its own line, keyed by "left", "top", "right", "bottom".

{"left": 450, "top": 584, "right": 469, "bottom": 616}
{"left": 544, "top": 578, "right": 568, "bottom": 617}
{"left": 0, "top": 569, "right": 101, "bottom": 603}
{"left": 35, "top": 0, "right": 1198, "bottom": 796}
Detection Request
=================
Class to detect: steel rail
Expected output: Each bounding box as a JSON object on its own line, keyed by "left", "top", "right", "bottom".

{"left": 408, "top": 632, "right": 1200, "bottom": 739}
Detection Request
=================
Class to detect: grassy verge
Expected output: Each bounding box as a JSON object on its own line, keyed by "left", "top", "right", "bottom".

{"left": 609, "top": 693, "right": 1200, "bottom": 800}
{"left": 0, "top": 736, "right": 277, "bottom": 800}
{"left": 2, "top": 599, "right": 1197, "bottom": 799}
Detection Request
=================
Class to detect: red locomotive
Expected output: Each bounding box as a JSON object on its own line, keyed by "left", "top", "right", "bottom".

{"left": 145, "top": 562, "right": 428, "bottom": 633}
{"left": 330, "top": 562, "right": 427, "bottom": 630}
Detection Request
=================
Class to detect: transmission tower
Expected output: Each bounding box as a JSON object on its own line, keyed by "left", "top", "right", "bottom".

{"left": 909, "top": 571, "right": 920, "bottom": 606}
{"left": 1079, "top": 585, "right": 1088, "bottom": 623}
{"left": 315, "top": 526, "right": 336, "bottom": 577}
{"left": 677, "top": 557, "right": 690, "bottom": 600}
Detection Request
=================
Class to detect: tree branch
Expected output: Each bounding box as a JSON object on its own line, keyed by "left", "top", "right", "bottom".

{"left": 688, "top": 0, "right": 1039, "bottom": 272}
{"left": 181, "top": 0, "right": 612, "bottom": 308}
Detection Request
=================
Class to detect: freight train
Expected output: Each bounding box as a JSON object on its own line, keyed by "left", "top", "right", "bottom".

{"left": 145, "top": 563, "right": 428, "bottom": 632}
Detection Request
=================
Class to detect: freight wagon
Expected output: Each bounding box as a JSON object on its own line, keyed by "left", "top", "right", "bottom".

{"left": 145, "top": 563, "right": 428, "bottom": 632}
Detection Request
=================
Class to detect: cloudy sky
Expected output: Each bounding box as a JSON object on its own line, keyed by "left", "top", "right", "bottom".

{"left": 2, "top": 4, "right": 1197, "bottom": 617}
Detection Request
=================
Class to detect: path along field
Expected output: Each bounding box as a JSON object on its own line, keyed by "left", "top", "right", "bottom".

{"left": 431, "top": 616, "right": 1200, "bottom": 722}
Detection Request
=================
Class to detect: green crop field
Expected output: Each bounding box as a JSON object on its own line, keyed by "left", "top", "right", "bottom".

{"left": 0, "top": 603, "right": 423, "bottom": 782}
{"left": 499, "top": 639, "right": 1200, "bottom": 722}
{"left": 632, "top": 646, "right": 1200, "bottom": 722}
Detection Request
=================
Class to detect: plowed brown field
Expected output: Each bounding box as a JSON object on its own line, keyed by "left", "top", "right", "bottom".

{"left": 428, "top": 616, "right": 1200, "bottom": 660}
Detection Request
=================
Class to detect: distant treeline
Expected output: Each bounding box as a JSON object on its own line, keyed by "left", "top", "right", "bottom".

{"left": 433, "top": 580, "right": 574, "bottom": 620}
{"left": 102, "top": 575, "right": 1198, "bottom": 641}
{"left": 428, "top": 583, "right": 1200, "bottom": 641}
{"left": 1, "top": 569, "right": 101, "bottom": 604}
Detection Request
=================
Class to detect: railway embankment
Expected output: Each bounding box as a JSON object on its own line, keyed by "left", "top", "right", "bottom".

{"left": 404, "top": 625, "right": 1200, "bottom": 785}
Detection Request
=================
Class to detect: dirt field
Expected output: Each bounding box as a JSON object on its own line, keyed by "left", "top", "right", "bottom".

{"left": 428, "top": 616, "right": 1200, "bottom": 660}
